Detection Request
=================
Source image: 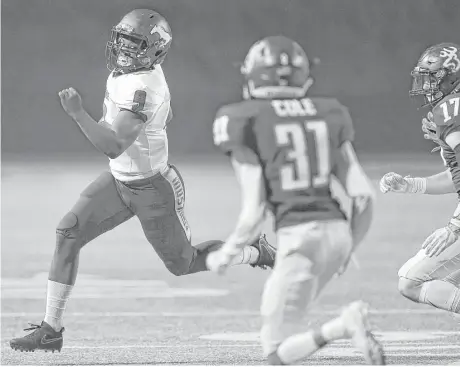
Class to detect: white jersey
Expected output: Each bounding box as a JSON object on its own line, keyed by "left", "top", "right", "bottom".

{"left": 102, "top": 66, "right": 171, "bottom": 181}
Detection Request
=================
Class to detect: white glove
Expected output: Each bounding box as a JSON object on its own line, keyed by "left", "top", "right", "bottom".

{"left": 380, "top": 172, "right": 426, "bottom": 194}
{"left": 422, "top": 226, "right": 458, "bottom": 257}
{"left": 379, "top": 172, "right": 411, "bottom": 193}
{"left": 422, "top": 111, "right": 442, "bottom": 152}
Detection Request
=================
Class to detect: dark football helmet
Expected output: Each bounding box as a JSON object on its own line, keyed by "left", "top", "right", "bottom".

{"left": 241, "top": 36, "right": 314, "bottom": 99}
{"left": 410, "top": 42, "right": 460, "bottom": 107}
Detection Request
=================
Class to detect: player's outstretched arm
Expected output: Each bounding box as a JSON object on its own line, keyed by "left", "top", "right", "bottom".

{"left": 222, "top": 149, "right": 267, "bottom": 255}
{"left": 59, "top": 87, "right": 143, "bottom": 159}
{"left": 333, "top": 141, "right": 375, "bottom": 247}
{"left": 206, "top": 148, "right": 266, "bottom": 274}
{"left": 424, "top": 170, "right": 456, "bottom": 194}
{"left": 379, "top": 169, "right": 455, "bottom": 195}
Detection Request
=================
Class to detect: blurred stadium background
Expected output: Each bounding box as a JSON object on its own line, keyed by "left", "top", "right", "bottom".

{"left": 2, "top": 0, "right": 460, "bottom": 365}
{"left": 3, "top": 0, "right": 460, "bottom": 157}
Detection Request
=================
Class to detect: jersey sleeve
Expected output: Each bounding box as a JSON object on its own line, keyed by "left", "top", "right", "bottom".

{"left": 338, "top": 105, "right": 355, "bottom": 145}
{"left": 112, "top": 80, "right": 165, "bottom": 123}
{"left": 212, "top": 104, "right": 259, "bottom": 164}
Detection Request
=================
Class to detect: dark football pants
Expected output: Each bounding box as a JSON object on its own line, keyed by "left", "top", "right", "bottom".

{"left": 60, "top": 164, "right": 209, "bottom": 276}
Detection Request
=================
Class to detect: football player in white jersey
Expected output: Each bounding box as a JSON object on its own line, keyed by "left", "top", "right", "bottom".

{"left": 9, "top": 9, "right": 276, "bottom": 353}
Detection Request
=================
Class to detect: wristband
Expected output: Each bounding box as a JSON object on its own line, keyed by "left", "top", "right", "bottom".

{"left": 447, "top": 222, "right": 460, "bottom": 235}
{"left": 405, "top": 177, "right": 427, "bottom": 194}
{"left": 448, "top": 203, "right": 460, "bottom": 234}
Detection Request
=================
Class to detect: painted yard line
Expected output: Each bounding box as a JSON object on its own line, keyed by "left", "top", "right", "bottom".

{"left": 34, "top": 344, "right": 460, "bottom": 359}
{"left": 328, "top": 345, "right": 460, "bottom": 351}
{"left": 56, "top": 344, "right": 460, "bottom": 352}
{"left": 1, "top": 308, "right": 450, "bottom": 318}
{"left": 199, "top": 330, "right": 460, "bottom": 341}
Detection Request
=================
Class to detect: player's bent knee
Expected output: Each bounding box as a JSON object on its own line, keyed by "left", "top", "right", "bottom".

{"left": 56, "top": 212, "right": 82, "bottom": 253}
{"left": 56, "top": 212, "right": 79, "bottom": 237}
{"left": 163, "top": 259, "right": 190, "bottom": 276}
{"left": 398, "top": 277, "right": 423, "bottom": 302}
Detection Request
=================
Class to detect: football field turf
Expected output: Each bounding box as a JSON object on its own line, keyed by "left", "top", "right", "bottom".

{"left": 2, "top": 154, "right": 460, "bottom": 365}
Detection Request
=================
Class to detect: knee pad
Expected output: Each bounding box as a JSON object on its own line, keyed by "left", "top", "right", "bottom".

{"left": 398, "top": 277, "right": 423, "bottom": 302}
{"left": 56, "top": 212, "right": 79, "bottom": 240}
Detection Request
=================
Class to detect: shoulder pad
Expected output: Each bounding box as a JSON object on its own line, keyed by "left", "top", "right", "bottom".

{"left": 213, "top": 101, "right": 259, "bottom": 154}
{"left": 312, "top": 98, "right": 355, "bottom": 144}
{"left": 217, "top": 100, "right": 262, "bottom": 120}
{"left": 310, "top": 97, "right": 344, "bottom": 112}
{"left": 432, "top": 93, "right": 460, "bottom": 127}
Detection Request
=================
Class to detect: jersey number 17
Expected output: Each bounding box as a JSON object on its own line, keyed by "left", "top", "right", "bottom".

{"left": 274, "top": 120, "right": 330, "bottom": 191}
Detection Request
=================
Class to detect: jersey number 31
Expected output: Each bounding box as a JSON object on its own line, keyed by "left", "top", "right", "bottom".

{"left": 275, "top": 120, "right": 330, "bottom": 191}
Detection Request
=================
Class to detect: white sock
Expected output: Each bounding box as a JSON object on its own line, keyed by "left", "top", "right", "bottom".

{"left": 44, "top": 280, "right": 73, "bottom": 332}
{"left": 229, "top": 246, "right": 260, "bottom": 266}
{"left": 277, "top": 317, "right": 346, "bottom": 364}
{"left": 320, "top": 315, "right": 347, "bottom": 340}
{"left": 277, "top": 330, "right": 320, "bottom": 364}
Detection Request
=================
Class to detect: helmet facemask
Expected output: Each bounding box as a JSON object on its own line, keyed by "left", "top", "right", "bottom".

{"left": 410, "top": 67, "right": 449, "bottom": 107}
{"left": 106, "top": 29, "right": 152, "bottom": 73}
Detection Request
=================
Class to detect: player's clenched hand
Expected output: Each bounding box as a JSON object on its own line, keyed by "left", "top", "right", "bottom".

{"left": 59, "top": 87, "right": 84, "bottom": 118}
{"left": 379, "top": 172, "right": 410, "bottom": 194}
{"left": 422, "top": 226, "right": 458, "bottom": 257}
{"left": 206, "top": 250, "right": 234, "bottom": 275}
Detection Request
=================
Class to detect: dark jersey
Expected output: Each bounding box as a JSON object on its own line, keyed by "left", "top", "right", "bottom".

{"left": 213, "top": 97, "right": 354, "bottom": 229}
{"left": 432, "top": 93, "right": 460, "bottom": 194}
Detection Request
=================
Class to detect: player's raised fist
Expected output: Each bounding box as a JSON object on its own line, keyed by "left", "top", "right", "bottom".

{"left": 379, "top": 172, "right": 409, "bottom": 193}
{"left": 59, "top": 87, "right": 83, "bottom": 117}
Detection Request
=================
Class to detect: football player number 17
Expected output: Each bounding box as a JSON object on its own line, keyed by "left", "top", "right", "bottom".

{"left": 275, "top": 120, "right": 330, "bottom": 191}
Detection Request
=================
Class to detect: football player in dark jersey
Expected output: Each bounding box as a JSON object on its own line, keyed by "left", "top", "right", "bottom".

{"left": 380, "top": 43, "right": 460, "bottom": 318}
{"left": 207, "top": 36, "right": 384, "bottom": 365}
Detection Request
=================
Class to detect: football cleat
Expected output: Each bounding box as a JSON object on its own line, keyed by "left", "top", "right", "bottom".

{"left": 10, "top": 321, "right": 64, "bottom": 353}
{"left": 250, "top": 234, "right": 276, "bottom": 270}
{"left": 341, "top": 301, "right": 386, "bottom": 365}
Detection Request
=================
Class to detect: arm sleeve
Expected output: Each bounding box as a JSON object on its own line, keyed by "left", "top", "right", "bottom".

{"left": 339, "top": 106, "right": 355, "bottom": 146}
{"left": 222, "top": 158, "right": 266, "bottom": 253}
{"left": 213, "top": 107, "right": 259, "bottom": 164}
